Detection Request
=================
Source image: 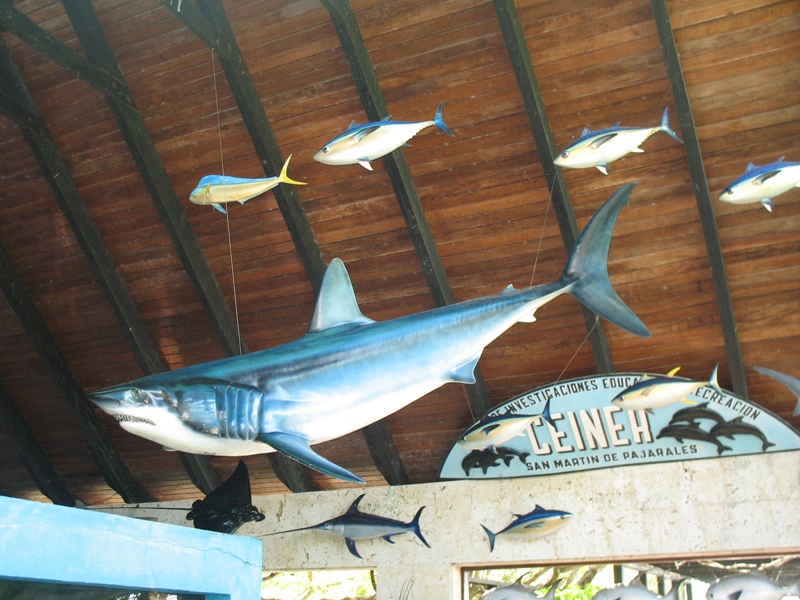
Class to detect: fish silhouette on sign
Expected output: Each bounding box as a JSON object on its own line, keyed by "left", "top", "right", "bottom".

{"left": 186, "top": 460, "right": 265, "bottom": 534}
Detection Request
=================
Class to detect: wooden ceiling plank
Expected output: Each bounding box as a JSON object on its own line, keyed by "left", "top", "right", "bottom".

{"left": 650, "top": 0, "right": 748, "bottom": 398}
{"left": 0, "top": 376, "right": 80, "bottom": 507}
{"left": 321, "top": 0, "right": 494, "bottom": 419}
{"left": 492, "top": 0, "right": 616, "bottom": 375}
{"left": 0, "top": 8, "right": 223, "bottom": 496}
{"left": 0, "top": 241, "right": 153, "bottom": 503}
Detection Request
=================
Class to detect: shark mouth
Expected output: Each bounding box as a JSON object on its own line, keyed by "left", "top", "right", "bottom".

{"left": 114, "top": 414, "right": 155, "bottom": 426}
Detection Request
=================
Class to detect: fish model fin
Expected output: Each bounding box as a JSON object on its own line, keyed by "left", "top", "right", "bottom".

{"left": 500, "top": 284, "right": 517, "bottom": 296}
{"left": 680, "top": 398, "right": 698, "bottom": 405}
{"left": 163, "top": 446, "right": 177, "bottom": 452}
{"left": 345, "top": 494, "right": 366, "bottom": 513}
{"left": 258, "top": 430, "right": 366, "bottom": 484}
{"left": 596, "top": 165, "right": 609, "bottom": 175}
{"left": 347, "top": 120, "right": 358, "bottom": 130}
{"left": 353, "top": 125, "right": 381, "bottom": 142}
{"left": 541, "top": 397, "right": 554, "bottom": 426}
{"left": 744, "top": 162, "right": 757, "bottom": 174}
{"left": 358, "top": 159, "right": 373, "bottom": 171}
{"left": 761, "top": 198, "right": 774, "bottom": 212}
{"left": 561, "top": 183, "right": 650, "bottom": 337}
{"left": 754, "top": 170, "right": 780, "bottom": 185}
{"left": 277, "top": 154, "right": 307, "bottom": 187}
{"left": 708, "top": 363, "right": 722, "bottom": 393}
{"left": 409, "top": 505, "right": 430, "bottom": 548}
{"left": 308, "top": 258, "right": 374, "bottom": 333}
{"left": 433, "top": 101, "right": 455, "bottom": 137}
{"left": 667, "top": 366, "right": 681, "bottom": 376}
{"left": 753, "top": 366, "right": 800, "bottom": 417}
{"left": 777, "top": 155, "right": 785, "bottom": 163}
{"left": 212, "top": 203, "right": 227, "bottom": 214}
{"left": 580, "top": 126, "right": 592, "bottom": 136}
{"left": 589, "top": 133, "right": 618, "bottom": 149}
{"left": 660, "top": 107, "right": 683, "bottom": 144}
{"left": 482, "top": 424, "right": 501, "bottom": 435}
{"left": 480, "top": 524, "right": 497, "bottom": 552}
{"left": 381, "top": 114, "right": 392, "bottom": 121}
{"left": 344, "top": 537, "right": 362, "bottom": 559}
{"left": 450, "top": 354, "right": 480, "bottom": 384}
{"left": 631, "top": 147, "right": 645, "bottom": 153}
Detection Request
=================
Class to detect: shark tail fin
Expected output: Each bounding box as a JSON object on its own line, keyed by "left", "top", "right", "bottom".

{"left": 409, "top": 506, "right": 431, "bottom": 548}
{"left": 433, "top": 101, "right": 455, "bottom": 137}
{"left": 561, "top": 183, "right": 650, "bottom": 338}
{"left": 660, "top": 107, "right": 683, "bottom": 144}
{"left": 277, "top": 154, "right": 307, "bottom": 186}
{"left": 481, "top": 524, "right": 497, "bottom": 552}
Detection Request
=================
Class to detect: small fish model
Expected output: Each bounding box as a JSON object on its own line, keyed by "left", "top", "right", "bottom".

{"left": 458, "top": 399, "right": 552, "bottom": 450}
{"left": 554, "top": 107, "right": 683, "bottom": 174}
{"left": 718, "top": 157, "right": 800, "bottom": 212}
{"left": 593, "top": 579, "right": 682, "bottom": 600}
{"left": 461, "top": 447, "right": 530, "bottom": 475}
{"left": 88, "top": 184, "right": 648, "bottom": 484}
{"left": 185, "top": 460, "right": 265, "bottom": 534}
{"left": 656, "top": 423, "right": 732, "bottom": 455}
{"left": 481, "top": 576, "right": 562, "bottom": 600}
{"left": 707, "top": 572, "right": 800, "bottom": 600}
{"left": 753, "top": 366, "right": 800, "bottom": 417}
{"left": 314, "top": 102, "right": 454, "bottom": 170}
{"left": 189, "top": 154, "right": 305, "bottom": 213}
{"left": 262, "top": 494, "right": 429, "bottom": 559}
{"left": 709, "top": 417, "right": 775, "bottom": 452}
{"left": 668, "top": 402, "right": 725, "bottom": 426}
{"left": 611, "top": 365, "right": 721, "bottom": 412}
{"left": 480, "top": 505, "right": 573, "bottom": 552}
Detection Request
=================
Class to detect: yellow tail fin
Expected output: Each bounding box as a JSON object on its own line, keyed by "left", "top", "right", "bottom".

{"left": 278, "top": 154, "right": 307, "bottom": 186}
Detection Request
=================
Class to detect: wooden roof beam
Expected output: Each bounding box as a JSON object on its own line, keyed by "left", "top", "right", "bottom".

{"left": 321, "top": 0, "right": 493, "bottom": 418}
{"left": 650, "top": 0, "right": 747, "bottom": 397}
{"left": 493, "top": 0, "right": 616, "bottom": 375}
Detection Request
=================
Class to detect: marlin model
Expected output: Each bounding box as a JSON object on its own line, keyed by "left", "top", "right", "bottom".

{"left": 480, "top": 505, "right": 573, "bottom": 552}
{"left": 314, "top": 101, "right": 454, "bottom": 170}
{"left": 611, "top": 365, "right": 721, "bottom": 412}
{"left": 89, "top": 183, "right": 649, "bottom": 484}
{"left": 189, "top": 154, "right": 305, "bottom": 213}
{"left": 554, "top": 107, "right": 683, "bottom": 174}
{"left": 718, "top": 156, "right": 800, "bottom": 212}
{"left": 753, "top": 366, "right": 800, "bottom": 417}
{"left": 262, "top": 494, "right": 429, "bottom": 559}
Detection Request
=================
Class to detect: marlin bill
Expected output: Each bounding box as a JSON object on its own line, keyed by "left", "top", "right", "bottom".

{"left": 89, "top": 183, "right": 649, "bottom": 484}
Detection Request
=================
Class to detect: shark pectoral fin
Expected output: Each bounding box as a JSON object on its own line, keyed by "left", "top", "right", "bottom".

{"left": 358, "top": 159, "right": 373, "bottom": 171}
{"left": 258, "top": 431, "right": 366, "bottom": 484}
{"left": 345, "top": 538, "right": 362, "bottom": 559}
{"left": 596, "top": 165, "right": 609, "bottom": 175}
{"left": 212, "top": 203, "right": 227, "bottom": 214}
{"left": 761, "top": 198, "right": 773, "bottom": 212}
{"left": 450, "top": 355, "right": 480, "bottom": 384}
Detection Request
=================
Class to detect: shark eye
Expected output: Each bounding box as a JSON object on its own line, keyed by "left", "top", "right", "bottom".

{"left": 132, "top": 388, "right": 142, "bottom": 398}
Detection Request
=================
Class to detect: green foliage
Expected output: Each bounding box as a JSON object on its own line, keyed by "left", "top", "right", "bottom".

{"left": 261, "top": 570, "right": 376, "bottom": 600}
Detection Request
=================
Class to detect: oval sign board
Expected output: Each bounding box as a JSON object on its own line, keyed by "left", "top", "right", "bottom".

{"left": 439, "top": 373, "right": 800, "bottom": 480}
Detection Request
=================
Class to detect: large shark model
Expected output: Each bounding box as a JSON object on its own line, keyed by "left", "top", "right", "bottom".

{"left": 89, "top": 183, "right": 649, "bottom": 484}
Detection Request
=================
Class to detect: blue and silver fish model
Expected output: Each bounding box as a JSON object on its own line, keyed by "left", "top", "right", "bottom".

{"left": 262, "top": 494, "right": 429, "bottom": 559}
{"left": 458, "top": 399, "right": 552, "bottom": 450}
{"left": 753, "top": 365, "right": 800, "bottom": 417}
{"left": 707, "top": 572, "right": 800, "bottom": 600}
{"left": 89, "top": 184, "right": 649, "bottom": 484}
{"left": 718, "top": 156, "right": 800, "bottom": 212}
{"left": 189, "top": 154, "right": 306, "bottom": 214}
{"left": 481, "top": 576, "right": 562, "bottom": 600}
{"left": 314, "top": 102, "right": 454, "bottom": 170}
{"left": 554, "top": 107, "right": 683, "bottom": 174}
{"left": 480, "top": 505, "right": 573, "bottom": 552}
{"left": 593, "top": 579, "right": 683, "bottom": 600}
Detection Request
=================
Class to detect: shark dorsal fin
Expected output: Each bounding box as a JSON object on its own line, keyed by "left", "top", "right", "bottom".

{"left": 308, "top": 259, "right": 374, "bottom": 333}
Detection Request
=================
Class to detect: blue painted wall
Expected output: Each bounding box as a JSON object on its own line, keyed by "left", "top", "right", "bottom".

{"left": 0, "top": 496, "right": 262, "bottom": 600}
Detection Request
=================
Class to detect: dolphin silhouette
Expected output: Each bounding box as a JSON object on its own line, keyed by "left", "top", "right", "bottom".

{"left": 89, "top": 183, "right": 649, "bottom": 483}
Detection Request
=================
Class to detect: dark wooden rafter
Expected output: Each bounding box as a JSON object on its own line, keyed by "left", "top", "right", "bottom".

{"left": 650, "top": 0, "right": 747, "bottom": 398}
{"left": 0, "top": 377, "right": 79, "bottom": 507}
{"left": 320, "top": 0, "right": 494, "bottom": 418}
{"left": 0, "top": 241, "right": 153, "bottom": 503}
{"left": 0, "top": 12, "right": 221, "bottom": 495}
{"left": 163, "top": 0, "right": 410, "bottom": 488}
{"left": 493, "top": 0, "right": 615, "bottom": 375}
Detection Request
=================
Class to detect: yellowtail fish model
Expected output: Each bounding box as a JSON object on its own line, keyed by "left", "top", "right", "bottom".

{"left": 611, "top": 365, "right": 721, "bottom": 412}
{"left": 189, "top": 154, "right": 305, "bottom": 214}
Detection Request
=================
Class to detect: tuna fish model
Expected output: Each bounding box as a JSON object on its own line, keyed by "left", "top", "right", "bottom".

{"left": 189, "top": 155, "right": 305, "bottom": 214}
{"left": 481, "top": 576, "right": 562, "bottom": 600}
{"left": 314, "top": 102, "right": 454, "bottom": 170}
{"left": 458, "top": 399, "right": 552, "bottom": 450}
{"left": 262, "top": 494, "right": 429, "bottom": 559}
{"left": 718, "top": 157, "right": 800, "bottom": 212}
{"left": 554, "top": 107, "right": 683, "bottom": 174}
{"left": 611, "top": 365, "right": 721, "bottom": 412}
{"left": 707, "top": 572, "right": 800, "bottom": 600}
{"left": 89, "top": 184, "right": 648, "bottom": 484}
{"left": 753, "top": 366, "right": 800, "bottom": 417}
{"left": 480, "top": 505, "right": 573, "bottom": 552}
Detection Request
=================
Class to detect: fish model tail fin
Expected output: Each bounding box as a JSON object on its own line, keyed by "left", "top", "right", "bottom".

{"left": 277, "top": 154, "right": 307, "bottom": 187}
{"left": 660, "top": 107, "right": 683, "bottom": 144}
{"left": 708, "top": 363, "right": 722, "bottom": 394}
{"left": 434, "top": 101, "right": 455, "bottom": 137}
{"left": 541, "top": 397, "right": 554, "bottom": 426}
{"left": 480, "top": 524, "right": 498, "bottom": 552}
{"left": 409, "top": 506, "right": 431, "bottom": 548}
{"left": 561, "top": 183, "right": 651, "bottom": 338}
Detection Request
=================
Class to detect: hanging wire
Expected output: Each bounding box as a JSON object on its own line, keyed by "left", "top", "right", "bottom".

{"left": 529, "top": 175, "right": 556, "bottom": 288}
{"left": 211, "top": 48, "right": 243, "bottom": 356}
{"left": 555, "top": 315, "right": 599, "bottom": 384}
